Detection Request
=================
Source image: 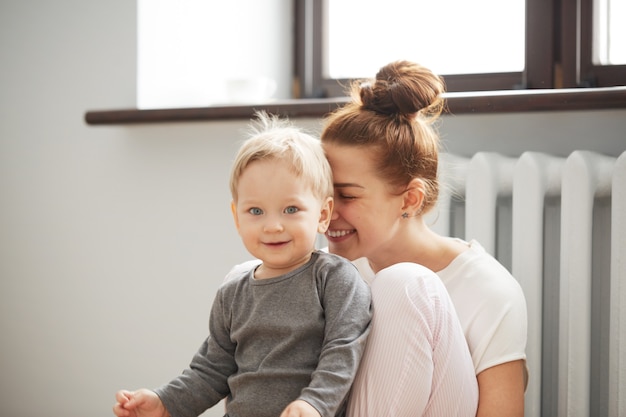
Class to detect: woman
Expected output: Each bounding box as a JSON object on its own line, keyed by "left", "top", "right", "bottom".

{"left": 321, "top": 60, "right": 527, "bottom": 417}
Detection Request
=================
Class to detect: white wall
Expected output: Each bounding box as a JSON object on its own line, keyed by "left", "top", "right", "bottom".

{"left": 440, "top": 109, "right": 626, "bottom": 158}
{"left": 0, "top": 2, "right": 249, "bottom": 417}
{"left": 1, "top": 2, "right": 625, "bottom": 417}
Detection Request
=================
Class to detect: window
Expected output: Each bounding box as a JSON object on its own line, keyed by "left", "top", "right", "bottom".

{"left": 136, "top": 0, "right": 625, "bottom": 109}
{"left": 595, "top": 0, "right": 626, "bottom": 64}
{"left": 576, "top": 0, "right": 626, "bottom": 87}
{"left": 295, "top": 0, "right": 626, "bottom": 98}
{"left": 325, "top": 0, "right": 525, "bottom": 78}
{"left": 137, "top": 0, "right": 290, "bottom": 109}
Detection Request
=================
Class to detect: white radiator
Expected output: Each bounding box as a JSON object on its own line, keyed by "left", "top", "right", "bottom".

{"left": 426, "top": 150, "right": 626, "bottom": 417}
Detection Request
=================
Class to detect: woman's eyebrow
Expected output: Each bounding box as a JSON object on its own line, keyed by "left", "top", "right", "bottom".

{"left": 334, "top": 182, "right": 364, "bottom": 188}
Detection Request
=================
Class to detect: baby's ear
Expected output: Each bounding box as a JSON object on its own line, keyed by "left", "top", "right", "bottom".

{"left": 231, "top": 201, "right": 240, "bottom": 230}
{"left": 317, "top": 197, "right": 334, "bottom": 233}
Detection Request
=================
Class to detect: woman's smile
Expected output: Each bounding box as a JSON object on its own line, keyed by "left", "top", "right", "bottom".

{"left": 326, "top": 228, "right": 356, "bottom": 240}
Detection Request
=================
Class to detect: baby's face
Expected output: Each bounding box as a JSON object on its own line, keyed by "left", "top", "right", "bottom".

{"left": 232, "top": 158, "right": 331, "bottom": 279}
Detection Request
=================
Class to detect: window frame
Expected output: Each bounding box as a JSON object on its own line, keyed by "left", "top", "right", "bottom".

{"left": 294, "top": 0, "right": 625, "bottom": 98}
{"left": 576, "top": 0, "right": 626, "bottom": 87}
{"left": 84, "top": 0, "right": 626, "bottom": 125}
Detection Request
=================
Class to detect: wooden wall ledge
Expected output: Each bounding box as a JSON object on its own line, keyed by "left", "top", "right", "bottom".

{"left": 84, "top": 87, "right": 626, "bottom": 125}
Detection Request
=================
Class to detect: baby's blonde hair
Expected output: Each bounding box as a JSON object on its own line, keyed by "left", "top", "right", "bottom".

{"left": 229, "top": 111, "right": 333, "bottom": 202}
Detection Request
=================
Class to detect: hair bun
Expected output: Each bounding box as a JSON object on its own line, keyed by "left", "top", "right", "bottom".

{"left": 357, "top": 60, "right": 445, "bottom": 117}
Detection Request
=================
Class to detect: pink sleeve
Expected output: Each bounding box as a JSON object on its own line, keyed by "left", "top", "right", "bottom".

{"left": 347, "top": 262, "right": 477, "bottom": 417}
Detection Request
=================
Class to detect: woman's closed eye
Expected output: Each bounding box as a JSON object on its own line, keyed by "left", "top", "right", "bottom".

{"left": 337, "top": 193, "right": 356, "bottom": 200}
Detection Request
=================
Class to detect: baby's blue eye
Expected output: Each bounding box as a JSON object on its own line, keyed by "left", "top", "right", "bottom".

{"left": 284, "top": 206, "right": 299, "bottom": 214}
{"left": 249, "top": 207, "right": 263, "bottom": 215}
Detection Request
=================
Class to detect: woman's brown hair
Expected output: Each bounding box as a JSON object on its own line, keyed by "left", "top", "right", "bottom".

{"left": 321, "top": 60, "right": 445, "bottom": 212}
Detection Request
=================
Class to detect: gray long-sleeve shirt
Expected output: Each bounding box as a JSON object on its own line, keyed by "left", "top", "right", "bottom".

{"left": 155, "top": 251, "right": 372, "bottom": 417}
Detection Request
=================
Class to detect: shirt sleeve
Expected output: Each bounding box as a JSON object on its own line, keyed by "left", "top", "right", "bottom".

{"left": 346, "top": 262, "right": 478, "bottom": 417}
{"left": 154, "top": 288, "right": 236, "bottom": 417}
{"left": 471, "top": 273, "right": 528, "bottom": 374}
{"left": 223, "top": 258, "right": 261, "bottom": 283}
{"left": 298, "top": 256, "right": 373, "bottom": 417}
{"left": 444, "top": 245, "right": 528, "bottom": 375}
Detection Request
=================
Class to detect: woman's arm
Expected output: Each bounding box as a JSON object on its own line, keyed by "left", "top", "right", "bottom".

{"left": 348, "top": 263, "right": 478, "bottom": 417}
{"left": 476, "top": 359, "right": 526, "bottom": 417}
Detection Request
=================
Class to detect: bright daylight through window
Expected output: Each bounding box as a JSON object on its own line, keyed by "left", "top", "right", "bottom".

{"left": 138, "top": 0, "right": 625, "bottom": 109}
{"left": 595, "top": 0, "right": 626, "bottom": 64}
{"left": 325, "top": 0, "right": 525, "bottom": 79}
{"left": 137, "top": 0, "right": 285, "bottom": 109}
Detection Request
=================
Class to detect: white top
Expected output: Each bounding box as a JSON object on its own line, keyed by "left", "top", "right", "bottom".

{"left": 353, "top": 239, "right": 528, "bottom": 376}
{"left": 345, "top": 262, "right": 478, "bottom": 417}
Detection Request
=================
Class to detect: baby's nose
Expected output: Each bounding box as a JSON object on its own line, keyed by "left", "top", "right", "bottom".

{"left": 263, "top": 217, "right": 284, "bottom": 232}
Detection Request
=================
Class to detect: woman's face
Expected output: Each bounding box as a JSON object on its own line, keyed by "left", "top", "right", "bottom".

{"left": 323, "top": 143, "right": 405, "bottom": 263}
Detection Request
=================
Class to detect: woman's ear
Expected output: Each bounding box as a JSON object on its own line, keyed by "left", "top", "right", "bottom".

{"left": 402, "top": 178, "right": 426, "bottom": 216}
{"left": 317, "top": 197, "right": 334, "bottom": 234}
{"left": 231, "top": 201, "right": 240, "bottom": 231}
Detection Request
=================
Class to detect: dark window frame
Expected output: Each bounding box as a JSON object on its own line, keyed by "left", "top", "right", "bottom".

{"left": 294, "top": 0, "right": 625, "bottom": 98}
{"left": 84, "top": 0, "right": 626, "bottom": 125}
{"left": 576, "top": 0, "right": 626, "bottom": 87}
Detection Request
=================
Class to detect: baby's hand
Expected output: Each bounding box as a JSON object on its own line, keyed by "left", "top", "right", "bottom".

{"left": 112, "top": 389, "right": 169, "bottom": 417}
{"left": 279, "top": 399, "right": 321, "bottom": 417}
